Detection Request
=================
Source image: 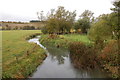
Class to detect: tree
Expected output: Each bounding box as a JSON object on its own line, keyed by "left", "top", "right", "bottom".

{"left": 80, "top": 10, "right": 94, "bottom": 21}
{"left": 74, "top": 18, "right": 90, "bottom": 33}
{"left": 42, "top": 6, "right": 76, "bottom": 34}
{"left": 110, "top": 0, "right": 120, "bottom": 40}
{"left": 111, "top": 0, "right": 120, "bottom": 64}
{"left": 22, "top": 26, "right": 35, "bottom": 30}
{"left": 88, "top": 14, "right": 114, "bottom": 50}
{"left": 37, "top": 11, "right": 46, "bottom": 21}
{"left": 88, "top": 0, "right": 120, "bottom": 42}
{"left": 88, "top": 14, "right": 113, "bottom": 42}
{"left": 74, "top": 10, "right": 94, "bottom": 33}
{"left": 111, "top": 0, "right": 120, "bottom": 13}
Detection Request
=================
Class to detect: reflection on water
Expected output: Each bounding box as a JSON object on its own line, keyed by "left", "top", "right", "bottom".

{"left": 29, "top": 36, "right": 110, "bottom": 78}
{"left": 46, "top": 46, "right": 68, "bottom": 64}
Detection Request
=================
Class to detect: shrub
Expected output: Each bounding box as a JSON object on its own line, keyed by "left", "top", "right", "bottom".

{"left": 23, "top": 26, "right": 35, "bottom": 30}
{"left": 99, "top": 40, "right": 119, "bottom": 66}
{"left": 48, "top": 34, "right": 59, "bottom": 39}
{"left": 41, "top": 26, "right": 48, "bottom": 34}
{"left": 99, "top": 40, "right": 120, "bottom": 77}
{"left": 69, "top": 42, "right": 97, "bottom": 69}
{"left": 2, "top": 27, "right": 5, "bottom": 30}
{"left": 25, "top": 33, "right": 41, "bottom": 40}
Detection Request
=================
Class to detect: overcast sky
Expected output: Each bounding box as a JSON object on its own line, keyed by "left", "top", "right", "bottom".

{"left": 0, "top": 0, "right": 115, "bottom": 22}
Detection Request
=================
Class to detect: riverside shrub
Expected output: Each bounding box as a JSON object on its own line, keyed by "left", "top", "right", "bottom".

{"left": 69, "top": 42, "right": 97, "bottom": 69}
{"left": 99, "top": 40, "right": 120, "bottom": 77}
{"left": 99, "top": 40, "right": 119, "bottom": 65}
{"left": 48, "top": 34, "right": 59, "bottom": 39}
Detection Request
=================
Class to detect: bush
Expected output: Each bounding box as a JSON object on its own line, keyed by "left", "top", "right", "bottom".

{"left": 2, "top": 27, "right": 5, "bottom": 30}
{"left": 99, "top": 40, "right": 120, "bottom": 77}
{"left": 41, "top": 26, "right": 48, "bottom": 34}
{"left": 48, "top": 34, "right": 59, "bottom": 39}
{"left": 99, "top": 40, "right": 119, "bottom": 65}
{"left": 23, "top": 26, "right": 35, "bottom": 30}
{"left": 25, "top": 33, "right": 41, "bottom": 40}
{"left": 69, "top": 42, "right": 97, "bottom": 69}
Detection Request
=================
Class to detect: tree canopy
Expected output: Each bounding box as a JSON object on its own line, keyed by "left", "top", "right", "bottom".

{"left": 74, "top": 10, "right": 94, "bottom": 33}
{"left": 42, "top": 6, "right": 76, "bottom": 34}
{"left": 88, "top": 14, "right": 113, "bottom": 41}
{"left": 88, "top": 0, "right": 120, "bottom": 42}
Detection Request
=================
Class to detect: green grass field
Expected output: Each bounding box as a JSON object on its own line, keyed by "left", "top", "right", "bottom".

{"left": 2, "top": 30, "right": 46, "bottom": 78}
{"left": 61, "top": 34, "right": 91, "bottom": 44}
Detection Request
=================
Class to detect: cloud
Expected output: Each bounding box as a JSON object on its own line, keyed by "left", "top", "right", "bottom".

{"left": 0, "top": 13, "right": 36, "bottom": 22}
{"left": 0, "top": 0, "right": 114, "bottom": 22}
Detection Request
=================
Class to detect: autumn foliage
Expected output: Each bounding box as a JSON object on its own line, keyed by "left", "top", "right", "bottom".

{"left": 99, "top": 40, "right": 120, "bottom": 77}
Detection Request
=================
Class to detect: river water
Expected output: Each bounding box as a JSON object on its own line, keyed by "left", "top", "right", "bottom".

{"left": 28, "top": 36, "right": 110, "bottom": 78}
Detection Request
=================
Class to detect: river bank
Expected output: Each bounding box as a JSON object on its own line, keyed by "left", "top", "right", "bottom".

{"left": 2, "top": 30, "right": 47, "bottom": 78}
{"left": 39, "top": 34, "right": 119, "bottom": 78}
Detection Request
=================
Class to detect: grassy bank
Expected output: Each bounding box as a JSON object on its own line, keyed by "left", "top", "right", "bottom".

{"left": 2, "top": 30, "right": 47, "bottom": 78}
{"left": 40, "top": 34, "right": 91, "bottom": 48}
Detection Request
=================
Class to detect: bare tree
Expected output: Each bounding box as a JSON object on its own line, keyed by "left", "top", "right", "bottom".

{"left": 37, "top": 11, "right": 45, "bottom": 21}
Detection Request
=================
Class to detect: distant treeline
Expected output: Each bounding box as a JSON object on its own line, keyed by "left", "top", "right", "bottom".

{"left": 1, "top": 25, "right": 41, "bottom": 30}
{"left": 0, "top": 21, "right": 45, "bottom": 30}
{"left": 1, "top": 21, "right": 28, "bottom": 24}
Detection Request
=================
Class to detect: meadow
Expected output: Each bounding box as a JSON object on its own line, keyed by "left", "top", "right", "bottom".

{"left": 62, "top": 34, "right": 92, "bottom": 44}
{"left": 2, "top": 30, "right": 46, "bottom": 78}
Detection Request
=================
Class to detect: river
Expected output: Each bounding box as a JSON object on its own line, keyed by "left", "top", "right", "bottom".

{"left": 28, "top": 36, "right": 110, "bottom": 78}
